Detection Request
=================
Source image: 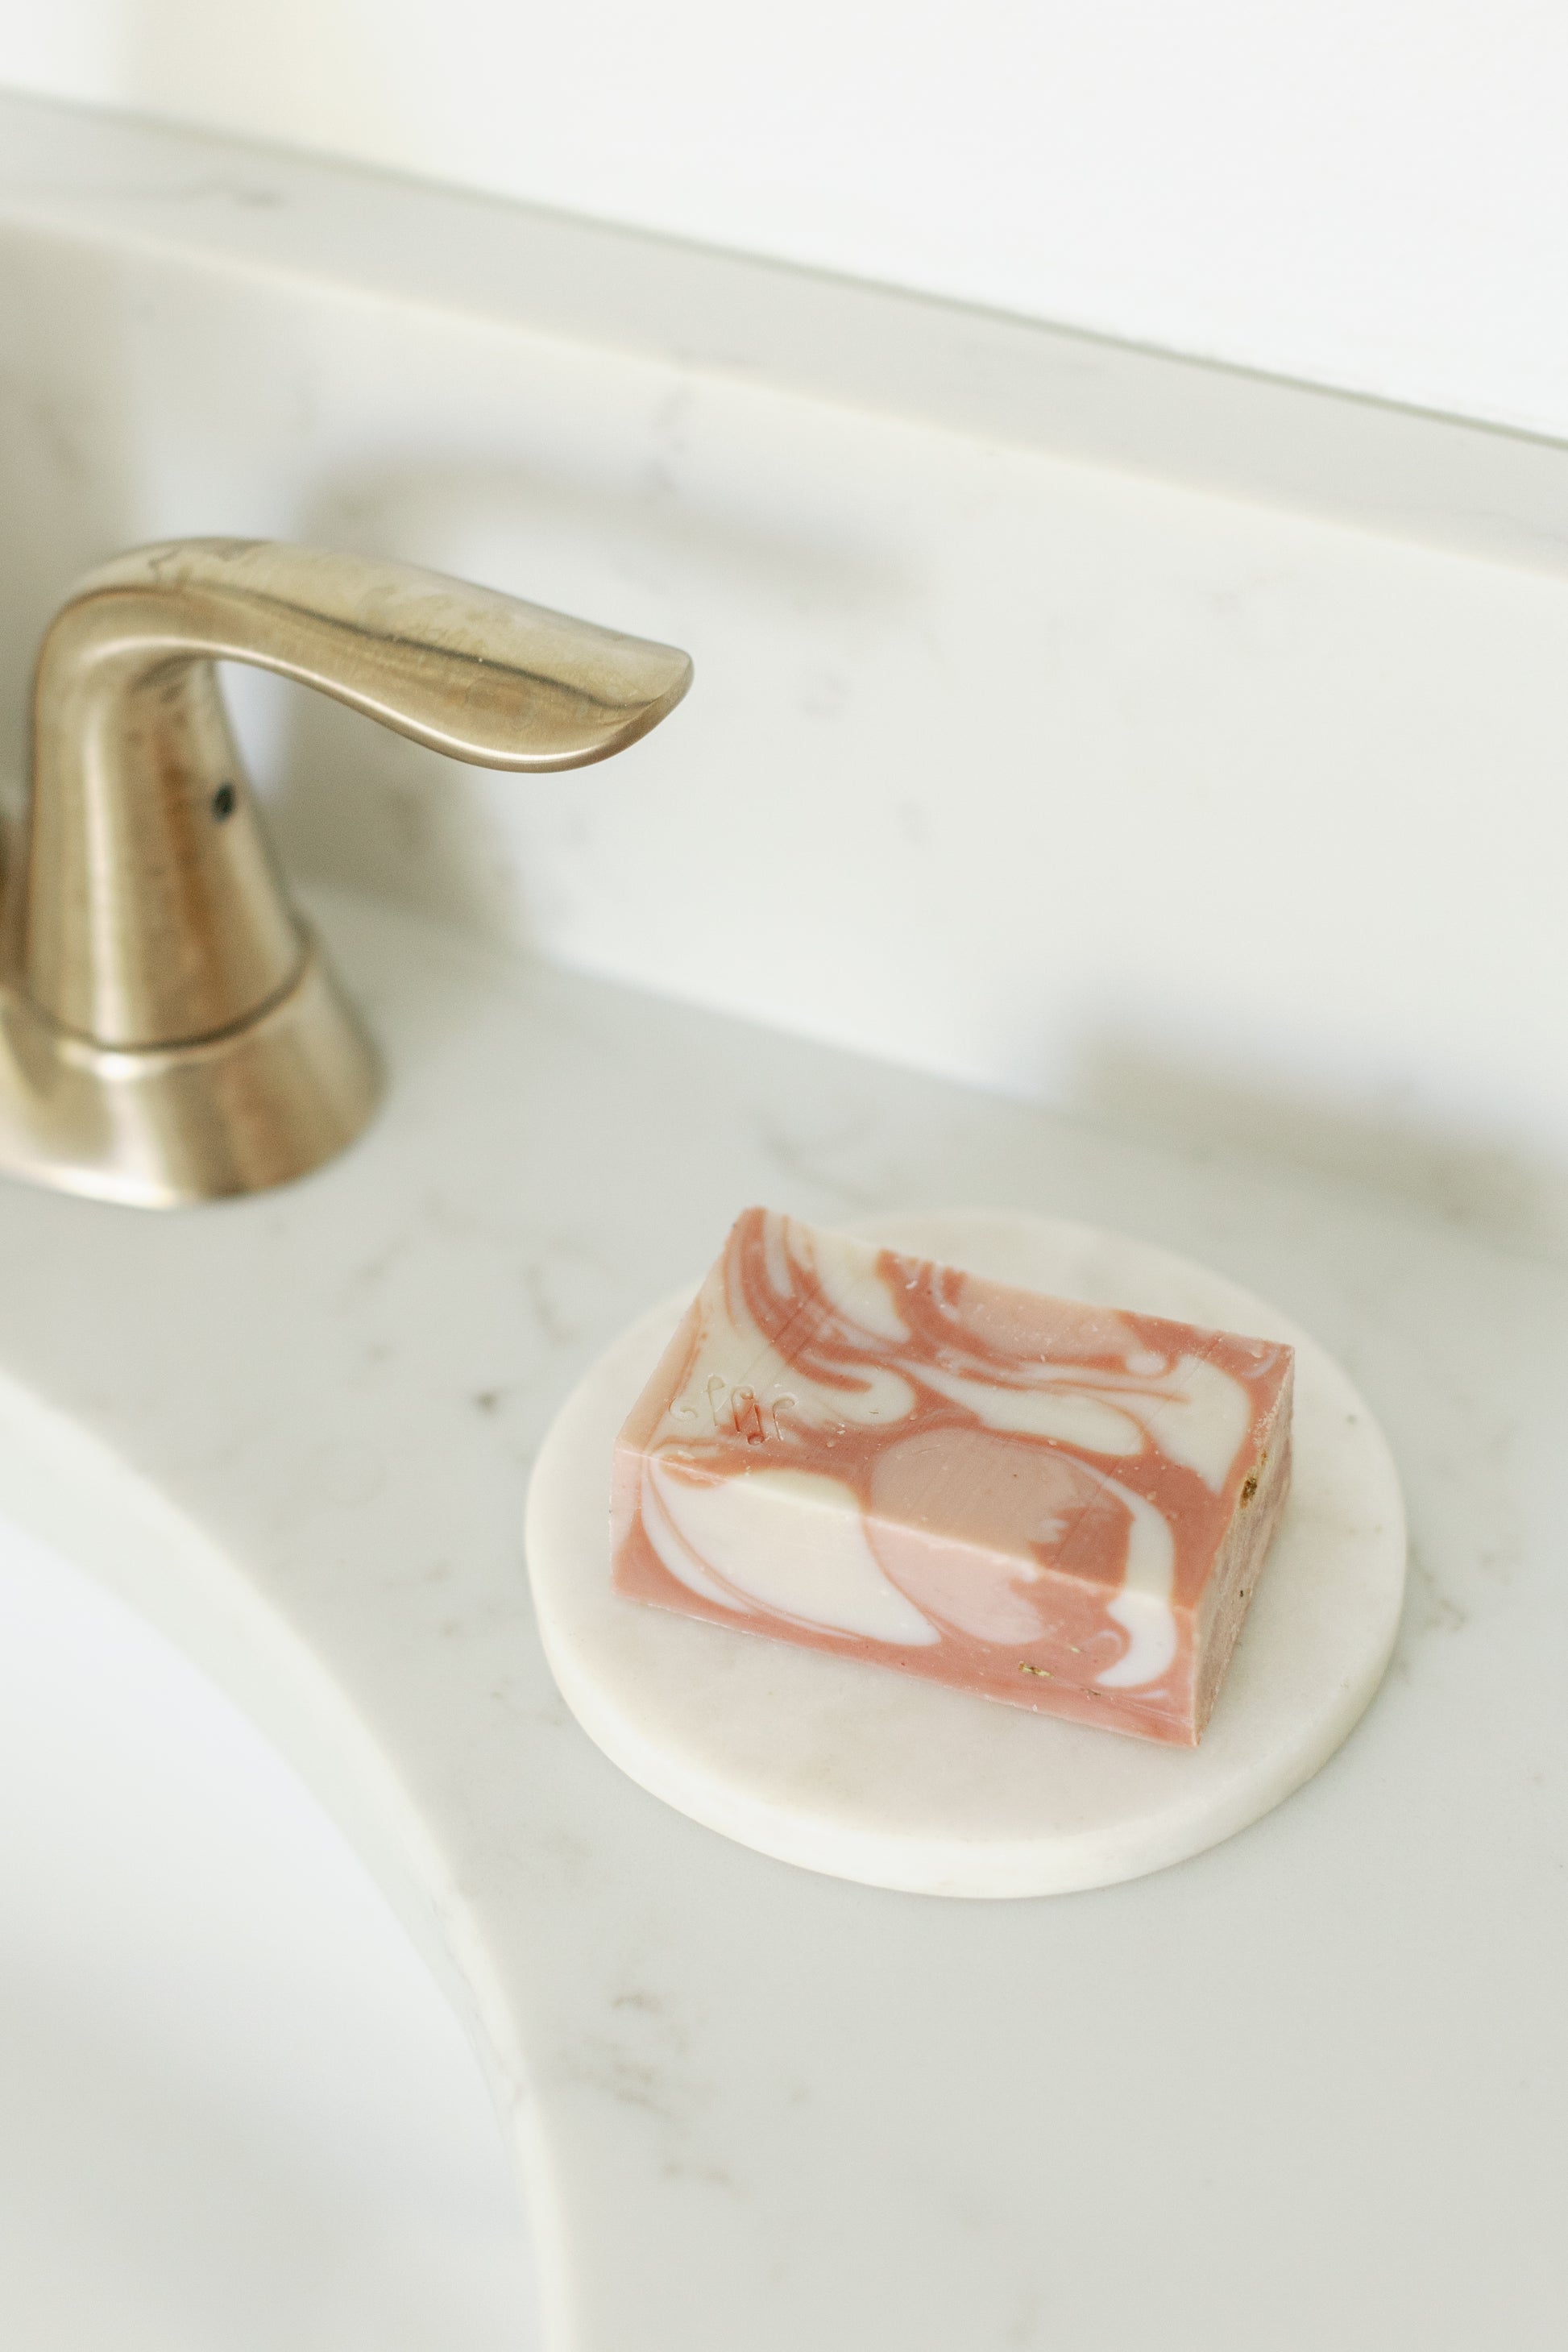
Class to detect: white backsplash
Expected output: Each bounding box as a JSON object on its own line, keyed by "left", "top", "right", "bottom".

{"left": 5, "top": 95, "right": 1568, "bottom": 1255}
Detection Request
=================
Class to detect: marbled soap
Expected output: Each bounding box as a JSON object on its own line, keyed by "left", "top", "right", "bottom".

{"left": 611, "top": 1209, "right": 1294, "bottom": 1745}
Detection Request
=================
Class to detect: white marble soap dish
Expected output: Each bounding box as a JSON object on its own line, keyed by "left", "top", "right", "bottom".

{"left": 526, "top": 1211, "right": 1407, "bottom": 1899}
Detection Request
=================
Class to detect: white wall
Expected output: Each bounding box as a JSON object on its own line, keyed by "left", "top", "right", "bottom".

{"left": 3, "top": 2, "right": 1568, "bottom": 442}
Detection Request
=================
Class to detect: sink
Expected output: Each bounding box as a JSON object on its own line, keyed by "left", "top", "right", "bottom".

{"left": 0, "top": 1511, "right": 538, "bottom": 2350}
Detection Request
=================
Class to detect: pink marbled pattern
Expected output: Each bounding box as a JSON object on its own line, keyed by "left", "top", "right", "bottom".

{"left": 612, "top": 1209, "right": 1293, "bottom": 1744}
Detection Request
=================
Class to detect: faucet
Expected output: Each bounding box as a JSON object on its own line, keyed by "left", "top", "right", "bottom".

{"left": 0, "top": 539, "right": 692, "bottom": 1207}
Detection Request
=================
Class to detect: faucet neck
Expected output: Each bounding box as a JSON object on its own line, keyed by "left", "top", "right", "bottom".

{"left": 24, "top": 609, "right": 302, "bottom": 1048}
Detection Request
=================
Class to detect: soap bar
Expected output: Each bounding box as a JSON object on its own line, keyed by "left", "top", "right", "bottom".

{"left": 611, "top": 1209, "right": 1294, "bottom": 1745}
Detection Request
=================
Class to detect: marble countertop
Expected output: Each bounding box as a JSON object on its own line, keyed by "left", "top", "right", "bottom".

{"left": 2, "top": 886, "right": 1562, "bottom": 2351}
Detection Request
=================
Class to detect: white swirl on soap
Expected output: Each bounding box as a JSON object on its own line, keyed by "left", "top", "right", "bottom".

{"left": 1089, "top": 1475, "right": 1178, "bottom": 1686}
{"left": 647, "top": 1458, "right": 940, "bottom": 1645}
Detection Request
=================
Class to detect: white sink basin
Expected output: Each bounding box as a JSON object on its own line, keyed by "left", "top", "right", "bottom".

{"left": 0, "top": 1516, "right": 537, "bottom": 2350}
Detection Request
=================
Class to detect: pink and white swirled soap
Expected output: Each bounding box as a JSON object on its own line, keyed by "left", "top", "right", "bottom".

{"left": 610, "top": 1209, "right": 1294, "bottom": 1746}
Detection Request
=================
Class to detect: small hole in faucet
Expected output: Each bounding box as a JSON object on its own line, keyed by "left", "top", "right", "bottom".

{"left": 211, "top": 782, "right": 237, "bottom": 821}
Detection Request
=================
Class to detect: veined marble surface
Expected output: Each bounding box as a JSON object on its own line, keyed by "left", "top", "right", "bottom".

{"left": 0, "top": 885, "right": 1563, "bottom": 2350}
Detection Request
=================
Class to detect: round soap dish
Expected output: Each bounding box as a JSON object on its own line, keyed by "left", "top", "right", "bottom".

{"left": 525, "top": 1210, "right": 1407, "bottom": 1899}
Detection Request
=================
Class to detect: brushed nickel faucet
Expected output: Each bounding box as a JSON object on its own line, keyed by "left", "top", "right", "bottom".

{"left": 0, "top": 539, "right": 691, "bottom": 1207}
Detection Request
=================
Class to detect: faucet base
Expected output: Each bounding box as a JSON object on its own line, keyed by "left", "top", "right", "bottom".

{"left": 0, "top": 933, "right": 381, "bottom": 1207}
